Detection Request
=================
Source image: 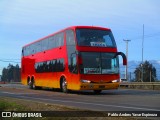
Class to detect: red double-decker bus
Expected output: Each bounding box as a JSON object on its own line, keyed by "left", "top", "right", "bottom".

{"left": 21, "top": 26, "right": 127, "bottom": 93}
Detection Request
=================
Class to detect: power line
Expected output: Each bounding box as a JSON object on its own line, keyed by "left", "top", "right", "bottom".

{"left": 116, "top": 32, "right": 160, "bottom": 49}
{"left": 0, "top": 58, "right": 21, "bottom": 61}
{"left": 129, "top": 31, "right": 160, "bottom": 40}
{"left": 0, "top": 59, "right": 20, "bottom": 64}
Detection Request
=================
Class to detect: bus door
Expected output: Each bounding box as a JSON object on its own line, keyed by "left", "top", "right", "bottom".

{"left": 66, "top": 51, "right": 79, "bottom": 90}
{"left": 66, "top": 29, "right": 79, "bottom": 89}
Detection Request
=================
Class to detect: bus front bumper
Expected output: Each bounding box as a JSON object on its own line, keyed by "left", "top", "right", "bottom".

{"left": 80, "top": 82, "right": 120, "bottom": 90}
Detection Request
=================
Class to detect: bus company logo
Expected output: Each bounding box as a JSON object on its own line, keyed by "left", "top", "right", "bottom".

{"left": 1, "top": 112, "right": 42, "bottom": 118}
{"left": 2, "top": 112, "right": 11, "bottom": 117}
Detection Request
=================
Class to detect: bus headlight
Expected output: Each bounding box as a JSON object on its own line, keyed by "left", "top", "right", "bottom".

{"left": 112, "top": 80, "right": 119, "bottom": 83}
{"left": 81, "top": 80, "right": 91, "bottom": 83}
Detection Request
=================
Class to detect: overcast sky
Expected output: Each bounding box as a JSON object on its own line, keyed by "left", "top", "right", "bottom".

{"left": 0, "top": 0, "right": 160, "bottom": 74}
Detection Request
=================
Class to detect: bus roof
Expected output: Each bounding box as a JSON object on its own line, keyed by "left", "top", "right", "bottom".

{"left": 23, "top": 26, "right": 111, "bottom": 48}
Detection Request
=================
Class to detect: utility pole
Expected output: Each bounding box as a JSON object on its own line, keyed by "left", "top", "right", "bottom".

{"left": 142, "top": 24, "right": 144, "bottom": 82}
{"left": 150, "top": 70, "right": 151, "bottom": 82}
{"left": 130, "top": 72, "right": 132, "bottom": 81}
{"left": 123, "top": 39, "right": 131, "bottom": 82}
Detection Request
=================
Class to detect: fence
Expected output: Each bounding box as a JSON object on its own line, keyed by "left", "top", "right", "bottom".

{"left": 120, "top": 82, "right": 160, "bottom": 90}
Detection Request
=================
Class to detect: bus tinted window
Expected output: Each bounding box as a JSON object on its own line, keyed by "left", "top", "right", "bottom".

{"left": 30, "top": 44, "right": 35, "bottom": 54}
{"left": 48, "top": 36, "right": 56, "bottom": 49}
{"left": 55, "top": 32, "right": 64, "bottom": 47}
{"left": 66, "top": 30, "right": 75, "bottom": 45}
{"left": 26, "top": 46, "right": 30, "bottom": 56}
{"left": 23, "top": 47, "right": 26, "bottom": 56}
{"left": 35, "top": 41, "right": 42, "bottom": 53}
{"left": 80, "top": 52, "right": 119, "bottom": 74}
{"left": 23, "top": 32, "right": 64, "bottom": 56}
{"left": 41, "top": 38, "right": 49, "bottom": 51}
{"left": 56, "top": 59, "right": 65, "bottom": 72}
{"left": 35, "top": 59, "right": 65, "bottom": 73}
{"left": 76, "top": 29, "right": 116, "bottom": 47}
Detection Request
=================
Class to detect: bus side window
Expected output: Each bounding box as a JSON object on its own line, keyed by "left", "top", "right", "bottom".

{"left": 41, "top": 38, "right": 48, "bottom": 51}
{"left": 48, "top": 36, "right": 56, "bottom": 49}
{"left": 55, "top": 32, "right": 64, "bottom": 47}
{"left": 66, "top": 30, "right": 75, "bottom": 45}
{"left": 26, "top": 46, "right": 30, "bottom": 56}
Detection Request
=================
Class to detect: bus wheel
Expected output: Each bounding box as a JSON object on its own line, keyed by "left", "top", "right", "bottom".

{"left": 61, "top": 78, "right": 68, "bottom": 93}
{"left": 29, "top": 79, "right": 36, "bottom": 89}
{"left": 94, "top": 90, "right": 102, "bottom": 94}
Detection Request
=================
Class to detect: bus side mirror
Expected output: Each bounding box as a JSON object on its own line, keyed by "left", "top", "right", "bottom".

{"left": 113, "top": 52, "right": 127, "bottom": 65}
{"left": 70, "top": 52, "right": 77, "bottom": 62}
{"left": 70, "top": 52, "right": 78, "bottom": 74}
{"left": 70, "top": 52, "right": 78, "bottom": 67}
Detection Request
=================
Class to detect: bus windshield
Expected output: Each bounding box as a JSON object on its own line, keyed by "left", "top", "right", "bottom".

{"left": 80, "top": 52, "right": 119, "bottom": 74}
{"left": 76, "top": 29, "right": 116, "bottom": 47}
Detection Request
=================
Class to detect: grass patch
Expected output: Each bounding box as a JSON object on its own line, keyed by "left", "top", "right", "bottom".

{"left": 0, "top": 99, "right": 29, "bottom": 111}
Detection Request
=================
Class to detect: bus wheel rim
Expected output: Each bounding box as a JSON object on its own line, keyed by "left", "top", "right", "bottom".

{"left": 62, "top": 79, "right": 67, "bottom": 92}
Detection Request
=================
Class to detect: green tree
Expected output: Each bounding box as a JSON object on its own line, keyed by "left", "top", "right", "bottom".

{"left": 1, "top": 64, "right": 21, "bottom": 82}
{"left": 14, "top": 64, "right": 21, "bottom": 82}
{"left": 1, "top": 68, "right": 8, "bottom": 82}
{"left": 7, "top": 64, "right": 14, "bottom": 82}
{"left": 134, "top": 61, "right": 157, "bottom": 82}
